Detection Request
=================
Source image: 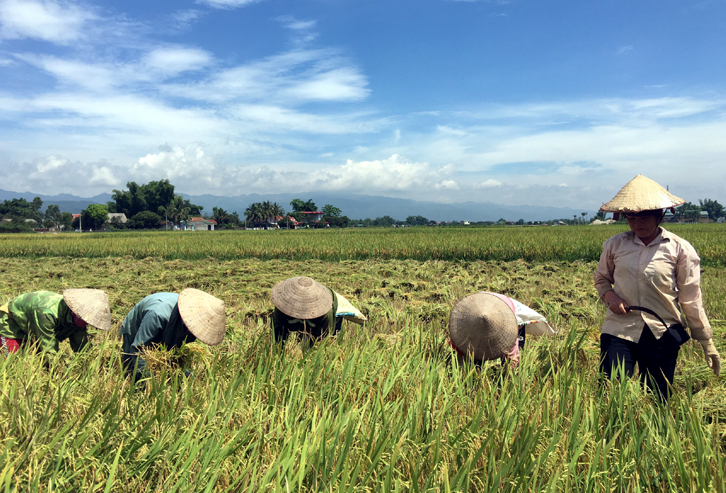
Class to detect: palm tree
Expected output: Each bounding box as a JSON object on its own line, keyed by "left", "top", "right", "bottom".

{"left": 270, "top": 202, "right": 285, "bottom": 226}
{"left": 166, "top": 195, "right": 190, "bottom": 227}
{"left": 245, "top": 202, "right": 265, "bottom": 228}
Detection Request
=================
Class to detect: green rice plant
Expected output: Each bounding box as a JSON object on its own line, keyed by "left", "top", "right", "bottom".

{"left": 1, "top": 223, "right": 725, "bottom": 266}
{"left": 0, "top": 239, "right": 724, "bottom": 491}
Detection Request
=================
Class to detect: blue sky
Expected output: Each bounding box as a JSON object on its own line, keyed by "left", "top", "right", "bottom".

{"left": 1, "top": 0, "right": 725, "bottom": 210}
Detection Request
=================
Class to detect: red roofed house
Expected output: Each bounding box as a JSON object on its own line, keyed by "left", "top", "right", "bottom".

{"left": 276, "top": 215, "right": 301, "bottom": 229}
{"left": 187, "top": 217, "right": 217, "bottom": 231}
{"left": 299, "top": 211, "right": 324, "bottom": 223}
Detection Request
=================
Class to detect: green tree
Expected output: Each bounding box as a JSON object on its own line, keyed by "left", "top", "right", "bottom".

{"left": 86, "top": 204, "right": 109, "bottom": 230}
{"left": 372, "top": 216, "right": 396, "bottom": 227}
{"left": 322, "top": 204, "right": 342, "bottom": 218}
{"left": 699, "top": 198, "right": 724, "bottom": 221}
{"left": 212, "top": 207, "right": 241, "bottom": 228}
{"left": 109, "top": 181, "right": 197, "bottom": 218}
{"left": 594, "top": 211, "right": 607, "bottom": 220}
{"left": 144, "top": 179, "right": 175, "bottom": 215}
{"left": 165, "top": 195, "right": 191, "bottom": 226}
{"left": 244, "top": 202, "right": 265, "bottom": 227}
{"left": 326, "top": 216, "right": 350, "bottom": 228}
{"left": 674, "top": 202, "right": 701, "bottom": 222}
{"left": 0, "top": 197, "right": 43, "bottom": 220}
{"left": 270, "top": 202, "right": 285, "bottom": 220}
{"left": 406, "top": 215, "right": 428, "bottom": 226}
{"left": 59, "top": 212, "right": 73, "bottom": 231}
{"left": 129, "top": 211, "right": 162, "bottom": 229}
{"left": 45, "top": 204, "right": 61, "bottom": 227}
{"left": 290, "top": 198, "right": 317, "bottom": 213}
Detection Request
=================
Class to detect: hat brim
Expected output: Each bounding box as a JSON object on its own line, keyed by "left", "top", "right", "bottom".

{"left": 600, "top": 174, "right": 685, "bottom": 212}
{"left": 449, "top": 292, "right": 518, "bottom": 361}
{"left": 62, "top": 289, "right": 112, "bottom": 331}
{"left": 178, "top": 288, "right": 226, "bottom": 346}
{"left": 271, "top": 277, "right": 332, "bottom": 320}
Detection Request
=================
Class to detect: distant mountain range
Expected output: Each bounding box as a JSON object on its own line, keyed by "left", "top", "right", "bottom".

{"left": 0, "top": 188, "right": 589, "bottom": 222}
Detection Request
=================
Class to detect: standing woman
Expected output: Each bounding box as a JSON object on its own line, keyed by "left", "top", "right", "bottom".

{"left": 594, "top": 175, "right": 721, "bottom": 401}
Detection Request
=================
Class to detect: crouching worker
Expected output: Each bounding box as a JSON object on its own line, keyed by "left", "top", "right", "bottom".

{"left": 449, "top": 292, "right": 554, "bottom": 366}
{"left": 271, "top": 277, "right": 367, "bottom": 345}
{"left": 120, "top": 288, "right": 226, "bottom": 383}
{"left": 0, "top": 289, "right": 111, "bottom": 355}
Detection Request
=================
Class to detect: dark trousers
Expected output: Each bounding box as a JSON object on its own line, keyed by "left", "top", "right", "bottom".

{"left": 600, "top": 325, "right": 680, "bottom": 402}
{"left": 518, "top": 325, "right": 526, "bottom": 350}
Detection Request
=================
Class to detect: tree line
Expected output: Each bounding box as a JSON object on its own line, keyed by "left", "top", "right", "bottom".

{"left": 2, "top": 184, "right": 724, "bottom": 233}
{"left": 0, "top": 197, "right": 75, "bottom": 232}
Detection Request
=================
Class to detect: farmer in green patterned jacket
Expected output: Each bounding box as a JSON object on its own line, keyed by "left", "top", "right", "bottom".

{"left": 0, "top": 289, "right": 111, "bottom": 354}
{"left": 120, "top": 288, "right": 226, "bottom": 383}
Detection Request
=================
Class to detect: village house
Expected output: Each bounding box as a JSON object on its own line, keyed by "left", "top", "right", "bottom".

{"left": 274, "top": 215, "right": 300, "bottom": 229}
{"left": 107, "top": 212, "right": 128, "bottom": 224}
{"left": 186, "top": 217, "right": 217, "bottom": 231}
{"left": 299, "top": 211, "right": 324, "bottom": 223}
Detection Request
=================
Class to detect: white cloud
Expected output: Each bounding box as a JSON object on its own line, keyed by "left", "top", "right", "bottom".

{"left": 133, "top": 143, "right": 216, "bottom": 182}
{"left": 277, "top": 16, "right": 316, "bottom": 31}
{"left": 617, "top": 45, "right": 634, "bottom": 55}
{"left": 161, "top": 49, "right": 369, "bottom": 105}
{"left": 478, "top": 179, "right": 502, "bottom": 188}
{"left": 170, "top": 9, "right": 201, "bottom": 30}
{"left": 142, "top": 46, "right": 213, "bottom": 77}
{"left": 16, "top": 55, "right": 119, "bottom": 91}
{"left": 0, "top": 0, "right": 95, "bottom": 44}
{"left": 195, "top": 0, "right": 262, "bottom": 9}
{"left": 312, "top": 155, "right": 455, "bottom": 193}
{"left": 90, "top": 165, "right": 120, "bottom": 186}
{"left": 34, "top": 155, "right": 67, "bottom": 173}
{"left": 281, "top": 67, "right": 369, "bottom": 102}
{"left": 436, "top": 180, "right": 460, "bottom": 190}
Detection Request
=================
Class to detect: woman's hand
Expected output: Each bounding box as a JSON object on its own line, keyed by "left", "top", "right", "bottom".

{"left": 700, "top": 339, "right": 721, "bottom": 376}
{"left": 604, "top": 291, "right": 629, "bottom": 315}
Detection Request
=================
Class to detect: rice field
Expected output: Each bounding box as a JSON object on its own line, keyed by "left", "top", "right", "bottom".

{"left": 0, "top": 225, "right": 724, "bottom": 492}
{"left": 1, "top": 223, "right": 725, "bottom": 266}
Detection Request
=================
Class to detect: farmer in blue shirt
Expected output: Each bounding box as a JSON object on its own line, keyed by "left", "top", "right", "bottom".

{"left": 120, "top": 288, "right": 226, "bottom": 382}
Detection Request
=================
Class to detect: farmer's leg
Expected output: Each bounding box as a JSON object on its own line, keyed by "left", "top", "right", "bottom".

{"left": 636, "top": 325, "right": 679, "bottom": 402}
{"left": 1, "top": 335, "right": 22, "bottom": 355}
{"left": 600, "top": 333, "right": 637, "bottom": 380}
{"left": 518, "top": 325, "right": 526, "bottom": 350}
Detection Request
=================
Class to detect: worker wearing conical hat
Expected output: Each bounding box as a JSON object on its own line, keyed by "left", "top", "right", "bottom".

{"left": 448, "top": 292, "right": 556, "bottom": 366}
{"left": 120, "top": 289, "right": 225, "bottom": 382}
{"left": 594, "top": 175, "right": 721, "bottom": 401}
{"left": 270, "top": 277, "right": 340, "bottom": 344}
{"left": 0, "top": 289, "right": 111, "bottom": 355}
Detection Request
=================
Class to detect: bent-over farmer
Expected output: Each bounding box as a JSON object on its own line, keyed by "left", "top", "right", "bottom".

{"left": 449, "top": 291, "right": 554, "bottom": 366}
{"left": 271, "top": 277, "right": 341, "bottom": 344}
{"left": 0, "top": 289, "right": 111, "bottom": 355}
{"left": 594, "top": 174, "right": 721, "bottom": 401}
{"left": 120, "top": 288, "right": 226, "bottom": 382}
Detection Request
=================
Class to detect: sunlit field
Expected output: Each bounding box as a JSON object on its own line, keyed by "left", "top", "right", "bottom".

{"left": 1, "top": 225, "right": 724, "bottom": 491}
{"left": 0, "top": 223, "right": 725, "bottom": 266}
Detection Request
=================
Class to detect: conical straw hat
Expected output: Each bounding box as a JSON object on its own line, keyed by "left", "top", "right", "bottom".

{"left": 600, "top": 174, "right": 684, "bottom": 213}
{"left": 62, "top": 289, "right": 112, "bottom": 331}
{"left": 449, "top": 292, "right": 518, "bottom": 361}
{"left": 271, "top": 277, "right": 332, "bottom": 320}
{"left": 178, "top": 288, "right": 226, "bottom": 346}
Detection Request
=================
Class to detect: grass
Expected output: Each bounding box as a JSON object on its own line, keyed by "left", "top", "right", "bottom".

{"left": 0, "top": 229, "right": 724, "bottom": 492}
